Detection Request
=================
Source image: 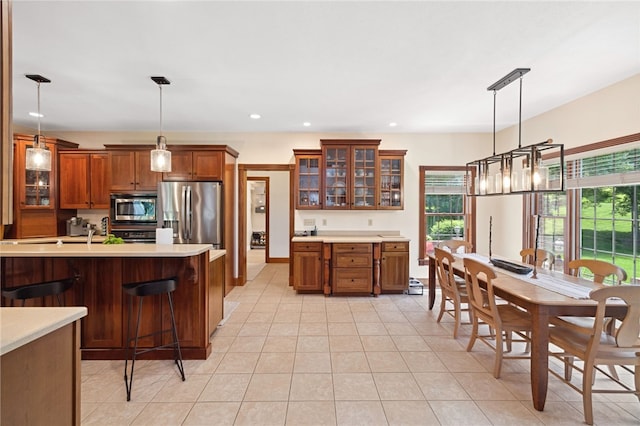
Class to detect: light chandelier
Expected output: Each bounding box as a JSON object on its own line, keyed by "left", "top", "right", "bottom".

{"left": 150, "top": 76, "right": 172, "bottom": 172}
{"left": 25, "top": 74, "right": 52, "bottom": 171}
{"left": 466, "top": 68, "right": 564, "bottom": 196}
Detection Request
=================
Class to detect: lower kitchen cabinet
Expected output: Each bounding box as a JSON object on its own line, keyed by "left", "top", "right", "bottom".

{"left": 380, "top": 241, "right": 409, "bottom": 293}
{"left": 331, "top": 243, "right": 373, "bottom": 294}
{"left": 292, "top": 242, "right": 323, "bottom": 291}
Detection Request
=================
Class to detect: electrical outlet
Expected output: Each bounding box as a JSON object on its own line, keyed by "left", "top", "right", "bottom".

{"left": 322, "top": 219, "right": 327, "bottom": 226}
{"left": 368, "top": 219, "right": 373, "bottom": 226}
{"left": 303, "top": 219, "right": 315, "bottom": 227}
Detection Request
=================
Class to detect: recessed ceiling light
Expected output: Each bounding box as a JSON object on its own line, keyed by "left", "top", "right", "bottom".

{"left": 29, "top": 112, "right": 44, "bottom": 118}
{"left": 303, "top": 122, "right": 311, "bottom": 127}
{"left": 249, "top": 113, "right": 261, "bottom": 119}
{"left": 389, "top": 122, "right": 398, "bottom": 127}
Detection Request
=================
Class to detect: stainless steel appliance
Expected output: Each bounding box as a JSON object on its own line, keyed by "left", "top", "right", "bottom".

{"left": 157, "top": 181, "right": 222, "bottom": 248}
{"left": 67, "top": 217, "right": 95, "bottom": 236}
{"left": 110, "top": 194, "right": 157, "bottom": 225}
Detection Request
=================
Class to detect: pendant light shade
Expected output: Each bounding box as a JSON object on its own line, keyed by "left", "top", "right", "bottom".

{"left": 25, "top": 74, "right": 52, "bottom": 171}
{"left": 150, "top": 76, "right": 171, "bottom": 172}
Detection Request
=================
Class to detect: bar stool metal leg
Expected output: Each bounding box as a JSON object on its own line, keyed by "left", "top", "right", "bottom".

{"left": 167, "top": 292, "right": 185, "bottom": 381}
{"left": 123, "top": 294, "right": 144, "bottom": 401}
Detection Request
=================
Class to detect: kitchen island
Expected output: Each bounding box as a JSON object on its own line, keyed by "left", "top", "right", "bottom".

{"left": 1, "top": 307, "right": 87, "bottom": 425}
{"left": 0, "top": 243, "right": 225, "bottom": 360}
{"left": 290, "top": 234, "right": 410, "bottom": 296}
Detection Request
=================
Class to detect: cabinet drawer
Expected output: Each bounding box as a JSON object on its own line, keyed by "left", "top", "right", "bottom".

{"left": 333, "top": 268, "right": 372, "bottom": 293}
{"left": 332, "top": 243, "right": 372, "bottom": 254}
{"left": 334, "top": 254, "right": 372, "bottom": 268}
{"left": 293, "top": 242, "right": 323, "bottom": 252}
{"left": 382, "top": 241, "right": 409, "bottom": 252}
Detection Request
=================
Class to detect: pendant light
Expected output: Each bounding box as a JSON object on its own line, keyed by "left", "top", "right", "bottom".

{"left": 25, "top": 74, "right": 52, "bottom": 171}
{"left": 466, "top": 68, "right": 564, "bottom": 196}
{"left": 150, "top": 76, "right": 171, "bottom": 172}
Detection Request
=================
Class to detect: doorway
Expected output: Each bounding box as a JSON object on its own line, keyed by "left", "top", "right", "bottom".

{"left": 247, "top": 177, "right": 268, "bottom": 281}
{"left": 237, "top": 164, "right": 294, "bottom": 286}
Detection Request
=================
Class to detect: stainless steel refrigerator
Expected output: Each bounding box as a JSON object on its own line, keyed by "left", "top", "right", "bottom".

{"left": 157, "top": 181, "right": 222, "bottom": 248}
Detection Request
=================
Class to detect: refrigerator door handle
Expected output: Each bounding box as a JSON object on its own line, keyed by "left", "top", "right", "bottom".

{"left": 186, "top": 185, "right": 193, "bottom": 240}
{"left": 181, "top": 185, "right": 188, "bottom": 240}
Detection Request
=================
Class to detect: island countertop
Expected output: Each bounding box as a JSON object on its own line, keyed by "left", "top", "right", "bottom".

{"left": 0, "top": 307, "right": 88, "bottom": 356}
{"left": 0, "top": 243, "right": 216, "bottom": 257}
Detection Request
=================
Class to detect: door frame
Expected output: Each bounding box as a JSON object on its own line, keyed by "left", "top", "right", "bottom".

{"left": 237, "top": 164, "right": 294, "bottom": 285}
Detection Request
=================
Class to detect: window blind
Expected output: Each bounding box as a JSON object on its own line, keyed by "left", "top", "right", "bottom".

{"left": 424, "top": 172, "right": 467, "bottom": 194}
{"left": 566, "top": 147, "right": 640, "bottom": 189}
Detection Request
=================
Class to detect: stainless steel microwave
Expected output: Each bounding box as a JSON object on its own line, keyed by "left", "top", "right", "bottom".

{"left": 110, "top": 194, "right": 157, "bottom": 224}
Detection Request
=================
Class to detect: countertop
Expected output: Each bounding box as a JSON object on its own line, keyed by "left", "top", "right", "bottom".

{"left": 209, "top": 249, "right": 226, "bottom": 261}
{"left": 0, "top": 307, "right": 88, "bottom": 356}
{"left": 1, "top": 235, "right": 108, "bottom": 244}
{"left": 0, "top": 243, "right": 214, "bottom": 257}
{"left": 291, "top": 235, "right": 410, "bottom": 243}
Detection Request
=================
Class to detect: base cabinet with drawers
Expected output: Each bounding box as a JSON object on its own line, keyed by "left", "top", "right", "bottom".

{"left": 291, "top": 238, "right": 408, "bottom": 296}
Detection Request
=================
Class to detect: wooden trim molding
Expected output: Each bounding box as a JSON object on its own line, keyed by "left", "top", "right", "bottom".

{"left": 1, "top": 0, "right": 13, "bottom": 232}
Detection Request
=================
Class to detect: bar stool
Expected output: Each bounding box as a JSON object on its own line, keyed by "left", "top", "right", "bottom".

{"left": 1, "top": 278, "right": 75, "bottom": 306}
{"left": 122, "top": 276, "right": 185, "bottom": 401}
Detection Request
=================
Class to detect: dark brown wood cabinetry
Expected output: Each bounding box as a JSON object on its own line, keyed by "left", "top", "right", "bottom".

{"left": 8, "top": 134, "right": 78, "bottom": 239}
{"left": 59, "top": 151, "right": 110, "bottom": 209}
{"left": 107, "top": 149, "right": 160, "bottom": 192}
{"left": 164, "top": 150, "right": 224, "bottom": 181}
{"left": 292, "top": 242, "right": 323, "bottom": 291}
{"left": 380, "top": 241, "right": 409, "bottom": 292}
{"left": 294, "top": 140, "right": 405, "bottom": 210}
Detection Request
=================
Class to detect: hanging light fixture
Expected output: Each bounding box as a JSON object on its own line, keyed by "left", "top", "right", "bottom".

{"left": 150, "top": 76, "right": 171, "bottom": 172}
{"left": 466, "top": 68, "right": 564, "bottom": 196}
{"left": 25, "top": 74, "right": 52, "bottom": 171}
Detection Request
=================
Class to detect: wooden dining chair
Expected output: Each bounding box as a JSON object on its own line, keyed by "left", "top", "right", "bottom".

{"left": 437, "top": 240, "right": 473, "bottom": 254}
{"left": 519, "top": 248, "right": 555, "bottom": 270}
{"left": 463, "top": 257, "right": 531, "bottom": 378}
{"left": 567, "top": 259, "right": 627, "bottom": 285}
{"left": 548, "top": 285, "right": 640, "bottom": 425}
{"left": 434, "top": 248, "right": 471, "bottom": 339}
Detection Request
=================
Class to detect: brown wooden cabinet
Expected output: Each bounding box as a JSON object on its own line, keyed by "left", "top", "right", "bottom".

{"left": 294, "top": 140, "right": 404, "bottom": 210}
{"left": 59, "top": 151, "right": 110, "bottom": 209}
{"left": 9, "top": 134, "right": 78, "bottom": 239}
{"left": 108, "top": 149, "right": 160, "bottom": 192}
{"left": 292, "top": 242, "right": 323, "bottom": 291}
{"left": 380, "top": 241, "right": 409, "bottom": 293}
{"left": 163, "top": 150, "right": 224, "bottom": 181}
{"left": 378, "top": 150, "right": 406, "bottom": 210}
{"left": 331, "top": 243, "right": 373, "bottom": 294}
{"left": 293, "top": 150, "right": 322, "bottom": 209}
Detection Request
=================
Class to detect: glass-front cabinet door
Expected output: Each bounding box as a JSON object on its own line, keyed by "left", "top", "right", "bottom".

{"left": 352, "top": 146, "right": 377, "bottom": 209}
{"left": 323, "top": 146, "right": 349, "bottom": 209}
{"left": 294, "top": 150, "right": 322, "bottom": 209}
{"left": 24, "top": 168, "right": 52, "bottom": 207}
{"left": 379, "top": 152, "right": 405, "bottom": 209}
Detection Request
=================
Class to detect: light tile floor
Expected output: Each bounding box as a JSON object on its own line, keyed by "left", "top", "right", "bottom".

{"left": 81, "top": 264, "right": 640, "bottom": 425}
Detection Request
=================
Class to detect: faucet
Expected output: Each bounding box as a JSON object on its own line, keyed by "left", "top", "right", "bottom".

{"left": 87, "top": 226, "right": 96, "bottom": 245}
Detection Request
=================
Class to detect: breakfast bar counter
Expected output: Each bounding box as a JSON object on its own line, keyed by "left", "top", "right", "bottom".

{"left": 0, "top": 244, "right": 225, "bottom": 360}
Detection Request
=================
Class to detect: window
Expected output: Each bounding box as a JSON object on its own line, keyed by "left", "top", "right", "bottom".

{"left": 419, "top": 166, "right": 475, "bottom": 261}
{"left": 527, "top": 135, "right": 640, "bottom": 283}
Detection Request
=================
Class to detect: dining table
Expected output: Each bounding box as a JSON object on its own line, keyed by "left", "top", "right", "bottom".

{"left": 424, "top": 251, "right": 628, "bottom": 411}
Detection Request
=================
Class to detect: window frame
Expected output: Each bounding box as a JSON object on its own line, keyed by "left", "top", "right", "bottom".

{"left": 419, "top": 165, "right": 476, "bottom": 264}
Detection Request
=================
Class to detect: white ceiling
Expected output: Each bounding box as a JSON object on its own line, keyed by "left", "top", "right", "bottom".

{"left": 10, "top": 1, "right": 640, "bottom": 134}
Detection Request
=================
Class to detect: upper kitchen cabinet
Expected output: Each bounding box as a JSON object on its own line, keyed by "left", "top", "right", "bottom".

{"left": 105, "top": 147, "right": 160, "bottom": 192}
{"left": 59, "top": 151, "right": 110, "bottom": 209}
{"left": 293, "top": 149, "right": 322, "bottom": 209}
{"left": 378, "top": 150, "right": 406, "bottom": 210}
{"left": 10, "top": 134, "right": 78, "bottom": 238}
{"left": 163, "top": 149, "right": 224, "bottom": 181}
{"left": 294, "top": 140, "right": 405, "bottom": 210}
{"left": 322, "top": 140, "right": 380, "bottom": 210}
